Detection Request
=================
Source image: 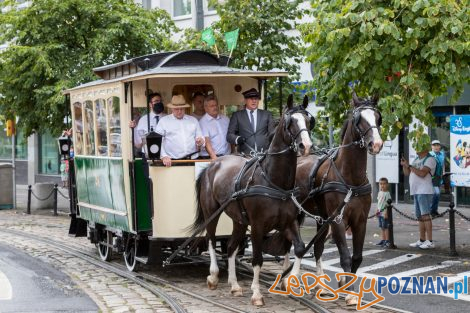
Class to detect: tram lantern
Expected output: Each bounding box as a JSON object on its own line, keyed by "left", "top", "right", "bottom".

{"left": 145, "top": 131, "right": 162, "bottom": 160}
{"left": 58, "top": 135, "right": 72, "bottom": 157}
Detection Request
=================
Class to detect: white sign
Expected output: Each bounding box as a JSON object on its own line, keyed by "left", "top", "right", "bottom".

{"left": 408, "top": 117, "right": 428, "bottom": 161}
{"left": 375, "top": 136, "right": 399, "bottom": 183}
{"left": 450, "top": 115, "right": 470, "bottom": 187}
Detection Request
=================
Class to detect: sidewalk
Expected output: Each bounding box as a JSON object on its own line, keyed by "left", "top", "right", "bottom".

{"left": 364, "top": 201, "right": 470, "bottom": 258}
{"left": 13, "top": 184, "right": 70, "bottom": 214}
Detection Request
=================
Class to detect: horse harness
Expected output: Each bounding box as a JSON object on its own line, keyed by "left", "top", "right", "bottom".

{"left": 232, "top": 106, "right": 312, "bottom": 224}
{"left": 307, "top": 148, "right": 371, "bottom": 200}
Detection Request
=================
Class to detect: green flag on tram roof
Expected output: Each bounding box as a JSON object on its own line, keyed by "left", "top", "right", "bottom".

{"left": 224, "top": 28, "right": 239, "bottom": 51}
{"left": 201, "top": 27, "right": 216, "bottom": 47}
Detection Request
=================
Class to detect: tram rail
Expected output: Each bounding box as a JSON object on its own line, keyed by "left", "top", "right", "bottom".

{"left": 0, "top": 227, "right": 331, "bottom": 313}
{"left": 0, "top": 214, "right": 409, "bottom": 313}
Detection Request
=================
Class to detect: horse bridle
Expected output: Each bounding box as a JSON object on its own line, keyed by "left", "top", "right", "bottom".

{"left": 278, "top": 106, "right": 314, "bottom": 154}
{"left": 351, "top": 105, "right": 382, "bottom": 148}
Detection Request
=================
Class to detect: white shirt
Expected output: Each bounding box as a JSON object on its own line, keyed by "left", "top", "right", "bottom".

{"left": 155, "top": 114, "right": 204, "bottom": 159}
{"left": 134, "top": 112, "right": 166, "bottom": 147}
{"left": 191, "top": 113, "right": 204, "bottom": 120}
{"left": 199, "top": 113, "right": 230, "bottom": 156}
{"left": 409, "top": 154, "right": 436, "bottom": 195}
{"left": 246, "top": 108, "right": 257, "bottom": 131}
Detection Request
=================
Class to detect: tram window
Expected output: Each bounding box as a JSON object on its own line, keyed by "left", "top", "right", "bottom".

{"left": 95, "top": 99, "right": 108, "bottom": 156}
{"left": 73, "top": 102, "right": 84, "bottom": 155}
{"left": 172, "top": 85, "right": 215, "bottom": 113}
{"left": 108, "top": 97, "right": 121, "bottom": 157}
{"left": 84, "top": 100, "right": 96, "bottom": 155}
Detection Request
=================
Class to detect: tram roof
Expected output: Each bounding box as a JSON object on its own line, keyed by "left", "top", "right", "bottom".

{"left": 65, "top": 50, "right": 288, "bottom": 92}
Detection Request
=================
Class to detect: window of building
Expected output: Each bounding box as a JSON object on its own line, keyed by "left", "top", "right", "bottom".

{"left": 38, "top": 132, "right": 60, "bottom": 175}
{"left": 142, "top": 0, "right": 151, "bottom": 10}
{"left": 95, "top": 99, "right": 108, "bottom": 156}
{"left": 108, "top": 97, "right": 121, "bottom": 157}
{"left": 173, "top": 0, "right": 191, "bottom": 17}
{"left": 84, "top": 100, "right": 96, "bottom": 155}
{"left": 205, "top": 0, "right": 215, "bottom": 12}
{"left": 0, "top": 125, "right": 28, "bottom": 160}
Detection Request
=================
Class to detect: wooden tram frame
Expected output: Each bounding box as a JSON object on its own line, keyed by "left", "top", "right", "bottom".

{"left": 65, "top": 49, "right": 288, "bottom": 271}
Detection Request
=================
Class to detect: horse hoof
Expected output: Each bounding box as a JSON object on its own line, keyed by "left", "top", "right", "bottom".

{"left": 345, "top": 294, "right": 358, "bottom": 306}
{"left": 207, "top": 276, "right": 218, "bottom": 290}
{"left": 251, "top": 296, "right": 265, "bottom": 306}
{"left": 231, "top": 287, "right": 243, "bottom": 297}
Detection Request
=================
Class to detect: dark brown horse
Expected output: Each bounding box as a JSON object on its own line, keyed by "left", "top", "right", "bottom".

{"left": 296, "top": 92, "right": 383, "bottom": 305}
{"left": 192, "top": 95, "right": 313, "bottom": 306}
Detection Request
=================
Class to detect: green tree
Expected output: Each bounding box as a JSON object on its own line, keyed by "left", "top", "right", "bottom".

{"left": 0, "top": 0, "right": 177, "bottom": 136}
{"left": 300, "top": 0, "right": 469, "bottom": 150}
{"left": 181, "top": 0, "right": 305, "bottom": 116}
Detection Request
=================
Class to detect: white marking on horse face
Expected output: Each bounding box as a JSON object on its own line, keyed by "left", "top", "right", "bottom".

{"left": 360, "top": 109, "right": 383, "bottom": 154}
{"left": 292, "top": 112, "right": 312, "bottom": 156}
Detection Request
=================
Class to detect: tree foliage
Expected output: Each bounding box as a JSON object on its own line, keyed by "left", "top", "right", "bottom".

{"left": 300, "top": 0, "right": 469, "bottom": 150}
{"left": 0, "top": 0, "right": 177, "bottom": 136}
{"left": 181, "top": 0, "right": 305, "bottom": 116}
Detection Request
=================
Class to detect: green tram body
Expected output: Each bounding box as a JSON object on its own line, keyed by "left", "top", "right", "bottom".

{"left": 66, "top": 50, "right": 287, "bottom": 270}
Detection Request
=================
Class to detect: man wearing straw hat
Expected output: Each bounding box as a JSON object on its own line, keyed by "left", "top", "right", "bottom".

{"left": 155, "top": 95, "right": 205, "bottom": 167}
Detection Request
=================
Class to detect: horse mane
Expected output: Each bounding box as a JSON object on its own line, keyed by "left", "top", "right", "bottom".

{"left": 340, "top": 117, "right": 349, "bottom": 142}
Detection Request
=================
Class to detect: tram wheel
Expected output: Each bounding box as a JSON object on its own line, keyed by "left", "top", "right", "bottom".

{"left": 124, "top": 239, "right": 138, "bottom": 271}
{"left": 97, "top": 230, "right": 113, "bottom": 261}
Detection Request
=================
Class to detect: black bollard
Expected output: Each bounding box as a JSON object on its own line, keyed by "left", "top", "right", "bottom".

{"left": 53, "top": 183, "right": 58, "bottom": 216}
{"left": 27, "top": 185, "right": 32, "bottom": 214}
{"left": 448, "top": 200, "right": 458, "bottom": 256}
{"left": 386, "top": 199, "right": 397, "bottom": 249}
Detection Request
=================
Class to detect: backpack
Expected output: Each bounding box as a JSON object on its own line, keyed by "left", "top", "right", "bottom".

{"left": 424, "top": 153, "right": 443, "bottom": 186}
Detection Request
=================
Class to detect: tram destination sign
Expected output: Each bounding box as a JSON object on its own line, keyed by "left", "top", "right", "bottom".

{"left": 375, "top": 136, "right": 399, "bottom": 183}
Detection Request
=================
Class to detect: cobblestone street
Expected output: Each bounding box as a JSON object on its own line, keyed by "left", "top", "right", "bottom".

{"left": 0, "top": 210, "right": 172, "bottom": 313}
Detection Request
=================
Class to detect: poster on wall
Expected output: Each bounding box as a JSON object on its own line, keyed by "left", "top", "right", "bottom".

{"left": 375, "top": 136, "right": 399, "bottom": 183}
{"left": 408, "top": 117, "right": 428, "bottom": 161}
{"left": 450, "top": 115, "right": 470, "bottom": 187}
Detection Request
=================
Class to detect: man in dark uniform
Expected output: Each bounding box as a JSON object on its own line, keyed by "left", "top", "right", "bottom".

{"left": 227, "top": 88, "right": 274, "bottom": 155}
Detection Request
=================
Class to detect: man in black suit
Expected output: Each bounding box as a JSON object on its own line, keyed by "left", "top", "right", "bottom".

{"left": 227, "top": 88, "right": 274, "bottom": 155}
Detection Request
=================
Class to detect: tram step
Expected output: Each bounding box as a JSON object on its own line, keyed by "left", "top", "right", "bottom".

{"left": 135, "top": 256, "right": 149, "bottom": 264}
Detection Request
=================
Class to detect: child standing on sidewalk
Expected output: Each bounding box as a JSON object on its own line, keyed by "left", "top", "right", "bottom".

{"left": 376, "top": 177, "right": 391, "bottom": 248}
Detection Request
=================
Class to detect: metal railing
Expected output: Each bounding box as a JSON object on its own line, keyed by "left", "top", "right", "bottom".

{"left": 370, "top": 198, "right": 470, "bottom": 256}
{"left": 26, "top": 184, "right": 69, "bottom": 216}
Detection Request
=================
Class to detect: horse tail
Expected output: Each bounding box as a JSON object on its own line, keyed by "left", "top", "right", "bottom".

{"left": 189, "top": 165, "right": 209, "bottom": 235}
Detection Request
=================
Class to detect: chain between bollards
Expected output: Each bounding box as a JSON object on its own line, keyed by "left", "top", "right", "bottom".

{"left": 448, "top": 199, "right": 458, "bottom": 256}
{"left": 386, "top": 198, "right": 397, "bottom": 249}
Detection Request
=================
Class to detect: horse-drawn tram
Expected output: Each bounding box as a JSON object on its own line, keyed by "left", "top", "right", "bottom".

{"left": 65, "top": 49, "right": 289, "bottom": 271}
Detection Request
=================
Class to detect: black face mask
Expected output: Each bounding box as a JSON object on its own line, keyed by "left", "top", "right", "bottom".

{"left": 153, "top": 102, "right": 164, "bottom": 114}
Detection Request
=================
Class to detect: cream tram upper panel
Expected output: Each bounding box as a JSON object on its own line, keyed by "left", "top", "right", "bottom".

{"left": 69, "top": 83, "right": 121, "bottom": 103}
